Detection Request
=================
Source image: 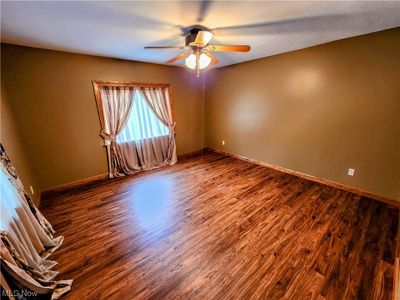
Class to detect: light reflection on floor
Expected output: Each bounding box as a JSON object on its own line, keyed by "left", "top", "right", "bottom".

{"left": 128, "top": 175, "right": 175, "bottom": 239}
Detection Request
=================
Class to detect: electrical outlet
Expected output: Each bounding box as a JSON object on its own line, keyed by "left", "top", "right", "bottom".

{"left": 29, "top": 185, "right": 35, "bottom": 194}
{"left": 222, "top": 140, "right": 225, "bottom": 146}
{"left": 347, "top": 168, "right": 355, "bottom": 176}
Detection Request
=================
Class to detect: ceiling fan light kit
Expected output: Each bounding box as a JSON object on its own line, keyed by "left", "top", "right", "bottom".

{"left": 145, "top": 27, "right": 251, "bottom": 77}
{"left": 185, "top": 53, "right": 211, "bottom": 70}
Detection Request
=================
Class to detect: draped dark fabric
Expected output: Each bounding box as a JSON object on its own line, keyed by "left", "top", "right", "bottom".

{"left": 0, "top": 144, "right": 72, "bottom": 299}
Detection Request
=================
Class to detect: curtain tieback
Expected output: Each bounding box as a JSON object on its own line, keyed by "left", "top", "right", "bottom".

{"left": 169, "top": 122, "right": 176, "bottom": 135}
{"left": 99, "top": 131, "right": 116, "bottom": 143}
{"left": 169, "top": 122, "right": 176, "bottom": 130}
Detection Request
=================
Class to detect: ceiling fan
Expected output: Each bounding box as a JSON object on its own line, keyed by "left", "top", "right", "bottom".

{"left": 144, "top": 27, "right": 251, "bottom": 77}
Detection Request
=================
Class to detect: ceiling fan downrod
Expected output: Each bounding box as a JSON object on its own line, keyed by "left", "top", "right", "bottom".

{"left": 196, "top": 50, "right": 200, "bottom": 77}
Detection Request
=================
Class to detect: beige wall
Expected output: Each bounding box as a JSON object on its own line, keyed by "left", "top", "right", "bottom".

{"left": 1, "top": 44, "right": 205, "bottom": 190}
{"left": 2, "top": 28, "right": 399, "bottom": 201}
{"left": 206, "top": 28, "right": 400, "bottom": 201}
{"left": 1, "top": 85, "right": 40, "bottom": 204}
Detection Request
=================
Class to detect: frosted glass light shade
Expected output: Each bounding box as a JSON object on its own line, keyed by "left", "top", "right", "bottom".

{"left": 185, "top": 53, "right": 211, "bottom": 69}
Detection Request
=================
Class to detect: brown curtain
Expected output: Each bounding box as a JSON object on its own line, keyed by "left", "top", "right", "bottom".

{"left": 0, "top": 144, "right": 72, "bottom": 299}
{"left": 97, "top": 85, "right": 177, "bottom": 177}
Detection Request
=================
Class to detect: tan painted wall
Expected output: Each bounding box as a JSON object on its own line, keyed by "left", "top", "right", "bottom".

{"left": 1, "top": 44, "right": 205, "bottom": 190}
{"left": 206, "top": 28, "right": 400, "bottom": 201}
{"left": 1, "top": 85, "right": 40, "bottom": 204}
{"left": 2, "top": 28, "right": 399, "bottom": 201}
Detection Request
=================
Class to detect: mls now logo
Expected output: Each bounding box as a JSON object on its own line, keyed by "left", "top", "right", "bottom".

{"left": 2, "top": 289, "right": 38, "bottom": 298}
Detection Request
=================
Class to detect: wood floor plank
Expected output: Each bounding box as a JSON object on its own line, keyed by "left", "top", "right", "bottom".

{"left": 41, "top": 151, "right": 399, "bottom": 299}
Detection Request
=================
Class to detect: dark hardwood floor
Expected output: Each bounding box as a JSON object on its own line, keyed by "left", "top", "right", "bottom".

{"left": 42, "top": 151, "right": 399, "bottom": 299}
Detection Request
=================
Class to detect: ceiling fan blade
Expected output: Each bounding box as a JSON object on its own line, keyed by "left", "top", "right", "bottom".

{"left": 194, "top": 30, "right": 214, "bottom": 45}
{"left": 165, "top": 52, "right": 189, "bottom": 64}
{"left": 145, "top": 46, "right": 185, "bottom": 49}
{"left": 197, "top": 0, "right": 212, "bottom": 22}
{"left": 207, "top": 45, "right": 251, "bottom": 52}
{"left": 212, "top": 14, "right": 348, "bottom": 35}
{"left": 206, "top": 52, "right": 219, "bottom": 64}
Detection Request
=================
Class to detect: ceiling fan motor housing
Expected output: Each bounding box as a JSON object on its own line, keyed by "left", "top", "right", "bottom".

{"left": 185, "top": 28, "right": 203, "bottom": 46}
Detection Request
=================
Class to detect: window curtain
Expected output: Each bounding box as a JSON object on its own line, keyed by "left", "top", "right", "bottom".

{"left": 139, "top": 87, "right": 177, "bottom": 164}
{"left": 0, "top": 144, "right": 72, "bottom": 299}
{"left": 98, "top": 86, "right": 136, "bottom": 177}
{"left": 96, "top": 84, "right": 177, "bottom": 178}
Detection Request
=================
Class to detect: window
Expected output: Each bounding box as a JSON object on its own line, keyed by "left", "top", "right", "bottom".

{"left": 117, "top": 91, "right": 169, "bottom": 143}
{"left": 93, "top": 81, "right": 177, "bottom": 175}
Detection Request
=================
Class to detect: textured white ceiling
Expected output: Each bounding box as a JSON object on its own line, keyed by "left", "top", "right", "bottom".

{"left": 1, "top": 1, "right": 399, "bottom": 68}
